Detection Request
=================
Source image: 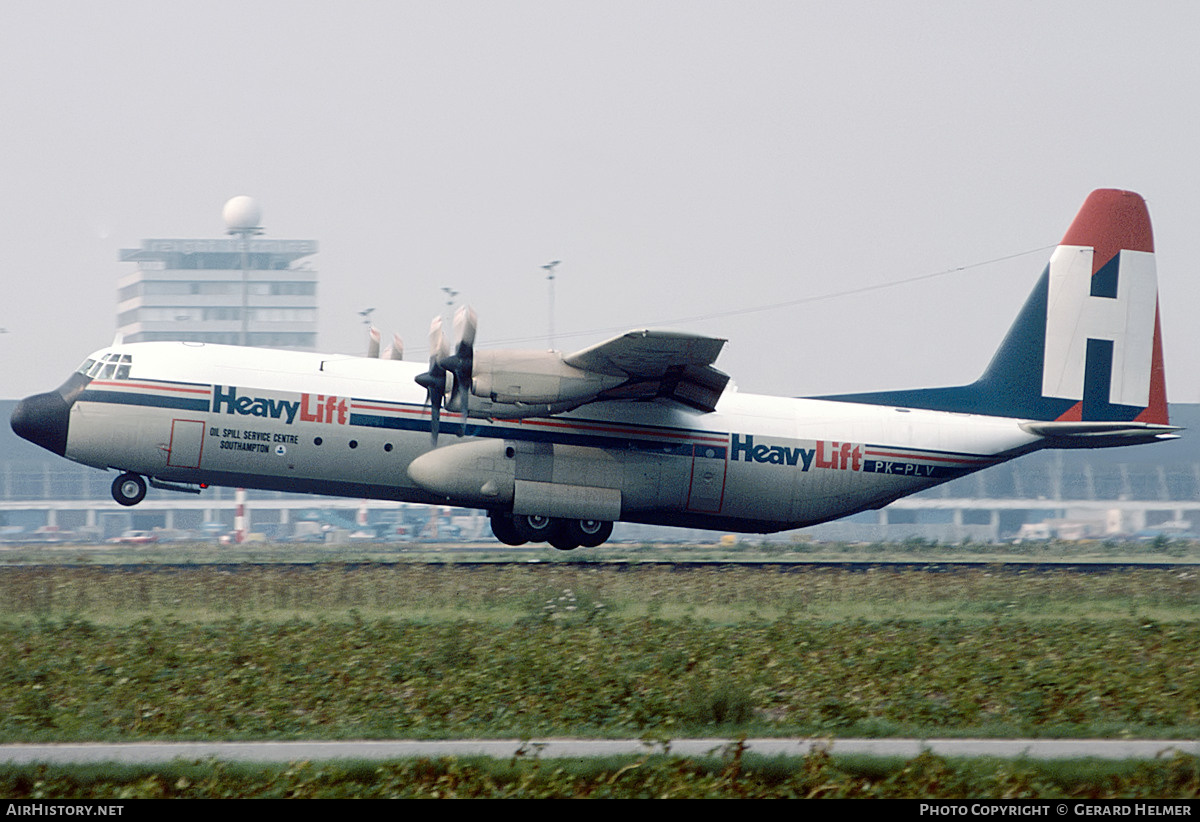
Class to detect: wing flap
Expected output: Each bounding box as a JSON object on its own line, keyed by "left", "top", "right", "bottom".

{"left": 564, "top": 330, "right": 726, "bottom": 377}
{"left": 564, "top": 330, "right": 730, "bottom": 413}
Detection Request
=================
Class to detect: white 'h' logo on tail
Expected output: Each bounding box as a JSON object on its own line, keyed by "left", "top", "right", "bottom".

{"left": 1041, "top": 245, "right": 1157, "bottom": 408}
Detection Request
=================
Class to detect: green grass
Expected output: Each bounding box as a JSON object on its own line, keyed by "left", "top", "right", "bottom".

{"left": 1, "top": 563, "right": 1196, "bottom": 625}
{"left": 3, "top": 537, "right": 1200, "bottom": 567}
{"left": 0, "top": 563, "right": 1197, "bottom": 745}
{"left": 2, "top": 559, "right": 1198, "bottom": 796}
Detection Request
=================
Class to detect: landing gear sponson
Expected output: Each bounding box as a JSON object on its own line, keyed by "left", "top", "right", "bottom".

{"left": 490, "top": 512, "right": 614, "bottom": 550}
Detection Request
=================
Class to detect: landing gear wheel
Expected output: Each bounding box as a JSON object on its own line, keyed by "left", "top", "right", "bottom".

{"left": 566, "top": 519, "right": 614, "bottom": 548}
{"left": 513, "top": 514, "right": 559, "bottom": 544}
{"left": 111, "top": 472, "right": 147, "bottom": 507}
{"left": 490, "top": 513, "right": 528, "bottom": 546}
{"left": 547, "top": 528, "right": 581, "bottom": 551}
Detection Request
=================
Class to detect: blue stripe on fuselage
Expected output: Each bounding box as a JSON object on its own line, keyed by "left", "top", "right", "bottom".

{"left": 79, "top": 389, "right": 210, "bottom": 413}
{"left": 349, "top": 411, "right": 712, "bottom": 457}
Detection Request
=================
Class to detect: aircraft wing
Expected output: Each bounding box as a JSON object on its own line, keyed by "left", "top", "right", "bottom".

{"left": 564, "top": 330, "right": 730, "bottom": 412}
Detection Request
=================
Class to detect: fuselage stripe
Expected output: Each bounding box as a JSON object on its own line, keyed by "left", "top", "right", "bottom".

{"left": 89, "top": 381, "right": 211, "bottom": 395}
{"left": 78, "top": 390, "right": 210, "bottom": 413}
{"left": 348, "top": 411, "right": 719, "bottom": 457}
{"left": 352, "top": 399, "right": 730, "bottom": 442}
{"left": 863, "top": 449, "right": 993, "bottom": 465}
{"left": 510, "top": 416, "right": 728, "bottom": 443}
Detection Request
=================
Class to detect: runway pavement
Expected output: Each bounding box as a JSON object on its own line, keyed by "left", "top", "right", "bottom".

{"left": 1, "top": 738, "right": 1197, "bottom": 764}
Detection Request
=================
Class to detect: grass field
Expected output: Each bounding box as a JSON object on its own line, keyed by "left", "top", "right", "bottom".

{"left": 2, "top": 560, "right": 1197, "bottom": 739}
{"left": 4, "top": 534, "right": 1200, "bottom": 567}
{"left": 1, "top": 551, "right": 1198, "bottom": 797}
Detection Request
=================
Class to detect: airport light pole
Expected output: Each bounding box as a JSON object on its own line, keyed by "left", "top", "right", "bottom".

{"left": 542, "top": 260, "right": 561, "bottom": 349}
{"left": 223, "top": 196, "right": 264, "bottom": 347}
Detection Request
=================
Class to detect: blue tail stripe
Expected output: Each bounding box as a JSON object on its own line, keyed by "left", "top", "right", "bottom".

{"left": 813, "top": 268, "right": 1074, "bottom": 420}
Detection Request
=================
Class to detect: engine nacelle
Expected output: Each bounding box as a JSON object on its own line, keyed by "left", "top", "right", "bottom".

{"left": 407, "top": 439, "right": 516, "bottom": 504}
{"left": 471, "top": 350, "right": 625, "bottom": 405}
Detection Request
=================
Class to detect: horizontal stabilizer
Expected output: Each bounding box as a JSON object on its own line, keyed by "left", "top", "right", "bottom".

{"left": 1020, "top": 420, "right": 1181, "bottom": 448}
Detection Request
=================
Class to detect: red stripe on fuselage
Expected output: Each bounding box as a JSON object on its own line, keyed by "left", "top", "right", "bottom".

{"left": 90, "top": 380, "right": 210, "bottom": 395}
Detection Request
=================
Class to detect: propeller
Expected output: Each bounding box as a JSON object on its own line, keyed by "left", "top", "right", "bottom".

{"left": 383, "top": 333, "right": 404, "bottom": 361}
{"left": 414, "top": 317, "right": 450, "bottom": 445}
{"left": 368, "top": 324, "right": 404, "bottom": 360}
{"left": 443, "top": 305, "right": 477, "bottom": 437}
{"left": 413, "top": 307, "right": 478, "bottom": 446}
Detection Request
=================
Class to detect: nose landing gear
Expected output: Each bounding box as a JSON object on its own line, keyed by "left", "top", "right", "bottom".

{"left": 111, "top": 472, "right": 147, "bottom": 506}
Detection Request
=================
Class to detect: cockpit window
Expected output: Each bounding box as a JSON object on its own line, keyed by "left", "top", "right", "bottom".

{"left": 84, "top": 353, "right": 133, "bottom": 380}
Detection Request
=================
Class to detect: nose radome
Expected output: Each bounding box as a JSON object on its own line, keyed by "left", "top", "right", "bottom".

{"left": 10, "top": 390, "right": 70, "bottom": 456}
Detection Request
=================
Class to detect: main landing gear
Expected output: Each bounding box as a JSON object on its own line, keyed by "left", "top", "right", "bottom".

{"left": 490, "top": 512, "right": 614, "bottom": 550}
{"left": 111, "top": 472, "right": 147, "bottom": 506}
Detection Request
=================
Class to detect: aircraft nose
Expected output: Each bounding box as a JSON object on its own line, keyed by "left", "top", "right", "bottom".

{"left": 10, "top": 390, "right": 70, "bottom": 457}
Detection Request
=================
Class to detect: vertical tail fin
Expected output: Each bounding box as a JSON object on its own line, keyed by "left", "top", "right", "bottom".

{"left": 818, "top": 189, "right": 1169, "bottom": 424}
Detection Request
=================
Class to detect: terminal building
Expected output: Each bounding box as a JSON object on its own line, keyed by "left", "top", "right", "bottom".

{"left": 115, "top": 197, "right": 318, "bottom": 350}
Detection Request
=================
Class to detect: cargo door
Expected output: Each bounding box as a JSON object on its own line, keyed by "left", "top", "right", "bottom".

{"left": 167, "top": 419, "right": 205, "bottom": 469}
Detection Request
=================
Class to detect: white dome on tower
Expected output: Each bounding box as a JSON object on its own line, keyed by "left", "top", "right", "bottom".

{"left": 222, "top": 195, "right": 263, "bottom": 232}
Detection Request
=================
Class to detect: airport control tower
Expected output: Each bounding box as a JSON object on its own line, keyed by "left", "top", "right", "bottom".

{"left": 116, "top": 196, "right": 318, "bottom": 349}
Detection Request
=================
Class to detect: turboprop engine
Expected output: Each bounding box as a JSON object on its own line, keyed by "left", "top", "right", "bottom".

{"left": 412, "top": 305, "right": 730, "bottom": 445}
{"left": 413, "top": 306, "right": 632, "bottom": 441}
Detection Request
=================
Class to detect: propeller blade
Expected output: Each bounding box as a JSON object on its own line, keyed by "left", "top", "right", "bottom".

{"left": 444, "top": 305, "right": 477, "bottom": 436}
{"left": 429, "top": 399, "right": 441, "bottom": 445}
{"left": 429, "top": 316, "right": 449, "bottom": 361}
{"left": 383, "top": 333, "right": 404, "bottom": 361}
{"left": 367, "top": 326, "right": 381, "bottom": 359}
{"left": 415, "top": 366, "right": 446, "bottom": 447}
{"left": 458, "top": 384, "right": 469, "bottom": 436}
{"left": 453, "top": 305, "right": 477, "bottom": 349}
{"left": 414, "top": 316, "right": 452, "bottom": 447}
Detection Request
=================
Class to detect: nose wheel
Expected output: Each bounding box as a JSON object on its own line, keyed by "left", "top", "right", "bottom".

{"left": 111, "top": 472, "right": 147, "bottom": 506}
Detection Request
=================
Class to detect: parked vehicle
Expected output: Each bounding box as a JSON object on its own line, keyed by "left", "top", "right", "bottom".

{"left": 108, "top": 530, "right": 158, "bottom": 545}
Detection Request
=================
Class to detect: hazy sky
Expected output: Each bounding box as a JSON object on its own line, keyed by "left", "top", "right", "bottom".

{"left": 3, "top": 1, "right": 1199, "bottom": 403}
